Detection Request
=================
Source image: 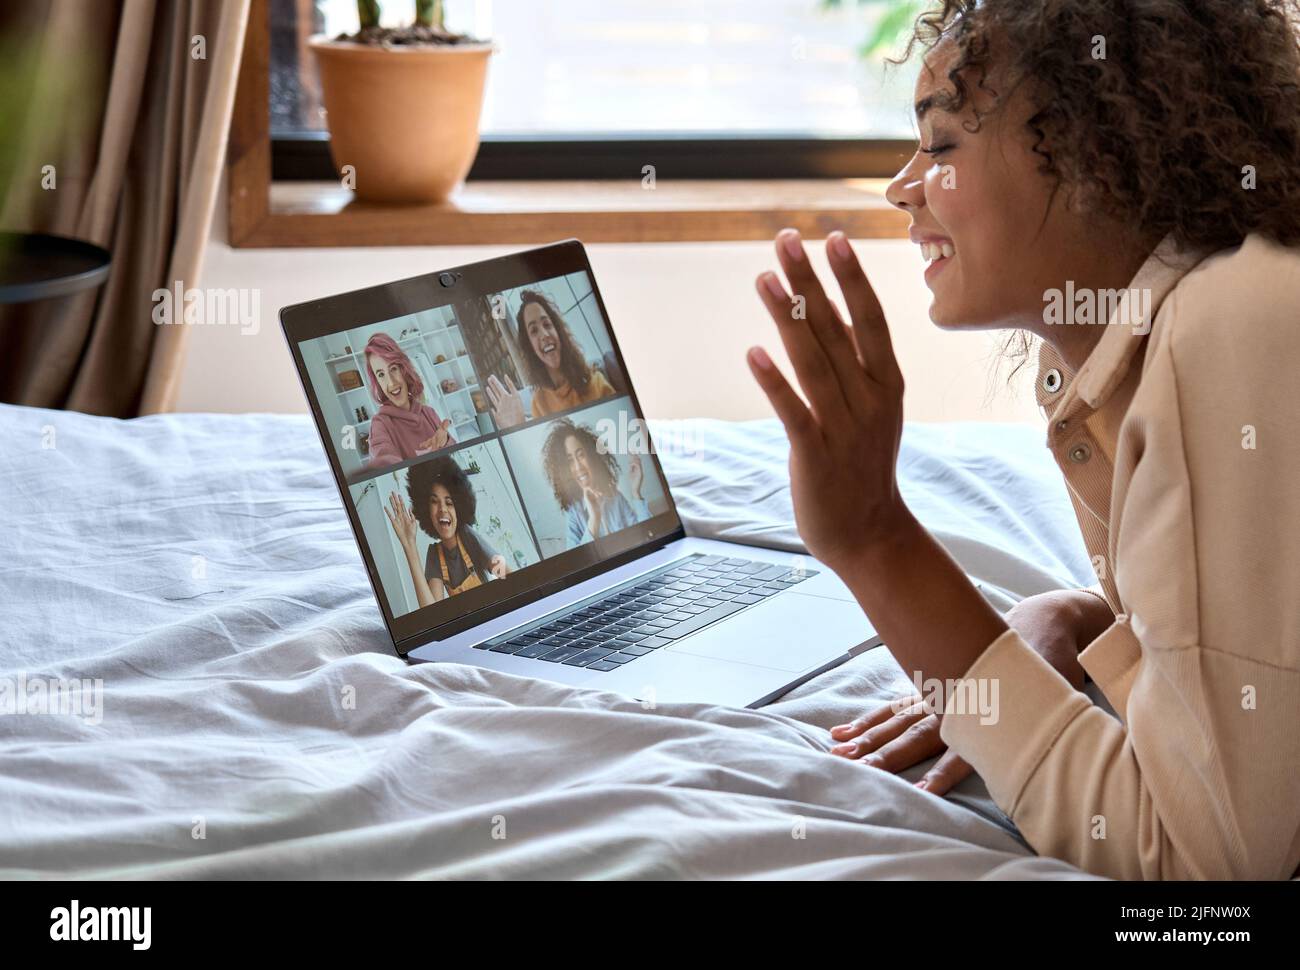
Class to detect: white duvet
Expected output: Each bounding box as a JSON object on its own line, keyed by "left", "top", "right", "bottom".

{"left": 0, "top": 405, "right": 1101, "bottom": 879}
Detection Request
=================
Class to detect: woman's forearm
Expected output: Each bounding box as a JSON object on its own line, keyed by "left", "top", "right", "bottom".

{"left": 836, "top": 510, "right": 1008, "bottom": 718}
{"left": 402, "top": 544, "right": 436, "bottom": 609}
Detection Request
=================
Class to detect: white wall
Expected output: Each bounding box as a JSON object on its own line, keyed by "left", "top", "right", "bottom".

{"left": 179, "top": 204, "right": 1039, "bottom": 425}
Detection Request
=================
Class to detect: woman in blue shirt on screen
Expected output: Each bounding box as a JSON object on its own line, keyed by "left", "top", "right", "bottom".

{"left": 541, "top": 418, "right": 649, "bottom": 549}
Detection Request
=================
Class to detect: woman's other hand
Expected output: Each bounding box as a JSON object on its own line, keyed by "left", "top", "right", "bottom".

{"left": 416, "top": 419, "right": 453, "bottom": 454}
{"left": 489, "top": 554, "right": 510, "bottom": 579}
{"left": 430, "top": 418, "right": 452, "bottom": 451}
{"left": 827, "top": 589, "right": 1116, "bottom": 794}
{"left": 486, "top": 374, "right": 526, "bottom": 429}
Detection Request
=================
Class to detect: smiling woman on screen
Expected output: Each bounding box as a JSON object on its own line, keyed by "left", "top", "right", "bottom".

{"left": 363, "top": 333, "right": 454, "bottom": 468}
{"left": 484, "top": 289, "right": 616, "bottom": 428}
{"left": 745, "top": 0, "right": 1300, "bottom": 880}
{"left": 541, "top": 418, "right": 649, "bottom": 548}
{"left": 384, "top": 455, "right": 510, "bottom": 607}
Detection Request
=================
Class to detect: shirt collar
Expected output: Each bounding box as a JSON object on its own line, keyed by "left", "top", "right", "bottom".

{"left": 1034, "top": 235, "right": 1214, "bottom": 414}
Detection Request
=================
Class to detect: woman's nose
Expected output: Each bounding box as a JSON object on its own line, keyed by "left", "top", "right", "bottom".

{"left": 886, "top": 162, "right": 925, "bottom": 212}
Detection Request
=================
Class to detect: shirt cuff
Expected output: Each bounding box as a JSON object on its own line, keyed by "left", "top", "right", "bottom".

{"left": 938, "top": 628, "right": 1093, "bottom": 814}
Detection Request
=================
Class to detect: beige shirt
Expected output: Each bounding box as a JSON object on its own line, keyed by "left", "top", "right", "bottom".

{"left": 940, "top": 234, "right": 1300, "bottom": 880}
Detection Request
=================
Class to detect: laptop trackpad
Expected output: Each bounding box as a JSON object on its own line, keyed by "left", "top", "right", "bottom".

{"left": 666, "top": 593, "right": 872, "bottom": 672}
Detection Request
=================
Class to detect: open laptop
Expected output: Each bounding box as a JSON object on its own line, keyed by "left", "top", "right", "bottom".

{"left": 281, "top": 240, "right": 879, "bottom": 708}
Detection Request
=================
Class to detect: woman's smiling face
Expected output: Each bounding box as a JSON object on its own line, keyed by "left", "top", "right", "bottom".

{"left": 564, "top": 434, "right": 595, "bottom": 492}
{"left": 888, "top": 40, "right": 1088, "bottom": 334}
{"left": 429, "top": 483, "right": 458, "bottom": 541}
{"left": 523, "top": 302, "right": 562, "bottom": 372}
{"left": 369, "top": 353, "right": 410, "bottom": 408}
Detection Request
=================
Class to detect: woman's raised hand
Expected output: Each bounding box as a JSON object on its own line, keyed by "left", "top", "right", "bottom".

{"left": 489, "top": 554, "right": 510, "bottom": 579}
{"left": 582, "top": 485, "right": 603, "bottom": 538}
{"left": 627, "top": 453, "right": 644, "bottom": 500}
{"left": 747, "top": 229, "right": 908, "bottom": 575}
{"left": 383, "top": 492, "right": 419, "bottom": 551}
{"left": 486, "top": 374, "right": 526, "bottom": 429}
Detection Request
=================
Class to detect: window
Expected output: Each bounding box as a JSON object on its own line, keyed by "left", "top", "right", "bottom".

{"left": 270, "top": 0, "right": 921, "bottom": 180}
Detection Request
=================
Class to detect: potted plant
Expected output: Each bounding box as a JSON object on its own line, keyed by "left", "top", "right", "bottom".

{"left": 310, "top": 0, "right": 494, "bottom": 204}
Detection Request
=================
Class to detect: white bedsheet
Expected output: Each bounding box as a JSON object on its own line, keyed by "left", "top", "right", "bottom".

{"left": 0, "top": 404, "right": 1100, "bottom": 879}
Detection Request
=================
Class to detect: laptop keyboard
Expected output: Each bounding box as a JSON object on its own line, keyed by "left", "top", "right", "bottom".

{"left": 477, "top": 554, "right": 817, "bottom": 672}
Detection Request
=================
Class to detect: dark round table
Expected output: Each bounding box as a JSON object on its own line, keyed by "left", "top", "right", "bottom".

{"left": 0, "top": 231, "right": 112, "bottom": 304}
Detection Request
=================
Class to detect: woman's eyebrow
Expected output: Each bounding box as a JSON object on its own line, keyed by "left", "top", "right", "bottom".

{"left": 915, "top": 95, "right": 935, "bottom": 120}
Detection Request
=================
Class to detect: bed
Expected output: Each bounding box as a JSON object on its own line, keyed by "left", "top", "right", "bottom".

{"left": 0, "top": 402, "right": 1106, "bottom": 879}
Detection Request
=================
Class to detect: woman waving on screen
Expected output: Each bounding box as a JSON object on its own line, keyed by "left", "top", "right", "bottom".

{"left": 484, "top": 289, "right": 616, "bottom": 428}
{"left": 384, "top": 456, "right": 509, "bottom": 607}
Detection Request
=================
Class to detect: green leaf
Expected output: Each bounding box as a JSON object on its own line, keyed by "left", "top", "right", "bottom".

{"left": 357, "top": 0, "right": 381, "bottom": 30}
{"left": 861, "top": 1, "right": 925, "bottom": 58}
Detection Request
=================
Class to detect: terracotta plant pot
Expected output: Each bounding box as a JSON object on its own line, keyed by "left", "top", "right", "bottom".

{"left": 310, "top": 38, "right": 493, "bottom": 204}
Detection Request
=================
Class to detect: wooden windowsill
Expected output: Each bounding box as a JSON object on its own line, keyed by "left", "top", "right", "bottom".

{"left": 228, "top": 178, "right": 908, "bottom": 248}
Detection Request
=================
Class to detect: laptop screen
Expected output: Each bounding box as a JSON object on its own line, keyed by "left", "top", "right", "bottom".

{"left": 288, "top": 245, "right": 684, "bottom": 651}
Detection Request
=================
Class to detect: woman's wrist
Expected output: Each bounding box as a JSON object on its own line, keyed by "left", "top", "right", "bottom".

{"left": 831, "top": 505, "right": 925, "bottom": 585}
{"left": 831, "top": 508, "right": 1009, "bottom": 692}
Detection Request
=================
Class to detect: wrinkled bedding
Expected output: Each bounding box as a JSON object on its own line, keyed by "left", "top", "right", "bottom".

{"left": 0, "top": 404, "right": 1101, "bottom": 879}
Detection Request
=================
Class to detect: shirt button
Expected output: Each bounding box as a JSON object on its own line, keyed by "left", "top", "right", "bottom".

{"left": 1042, "top": 369, "right": 1063, "bottom": 394}
{"left": 1069, "top": 443, "right": 1092, "bottom": 463}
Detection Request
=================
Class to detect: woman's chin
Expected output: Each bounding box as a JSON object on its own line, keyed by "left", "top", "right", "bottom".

{"left": 928, "top": 298, "right": 989, "bottom": 332}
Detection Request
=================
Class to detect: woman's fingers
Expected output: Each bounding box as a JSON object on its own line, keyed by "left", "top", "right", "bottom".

{"left": 831, "top": 700, "right": 927, "bottom": 758}
{"left": 855, "top": 713, "right": 945, "bottom": 773}
{"left": 826, "top": 231, "right": 903, "bottom": 389}
{"left": 746, "top": 346, "right": 817, "bottom": 443}
{"left": 830, "top": 694, "right": 921, "bottom": 741}
{"left": 915, "top": 750, "right": 974, "bottom": 796}
{"left": 754, "top": 270, "right": 851, "bottom": 429}
{"left": 504, "top": 374, "right": 519, "bottom": 396}
{"left": 774, "top": 229, "right": 873, "bottom": 405}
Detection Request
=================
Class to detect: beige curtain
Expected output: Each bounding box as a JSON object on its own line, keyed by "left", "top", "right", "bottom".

{"left": 0, "top": 0, "right": 249, "bottom": 415}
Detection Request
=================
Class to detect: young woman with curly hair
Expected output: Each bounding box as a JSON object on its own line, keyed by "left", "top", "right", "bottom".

{"left": 745, "top": 0, "right": 1300, "bottom": 879}
{"left": 483, "top": 289, "right": 617, "bottom": 428}
{"left": 541, "top": 418, "right": 649, "bottom": 548}
{"left": 383, "top": 455, "right": 510, "bottom": 606}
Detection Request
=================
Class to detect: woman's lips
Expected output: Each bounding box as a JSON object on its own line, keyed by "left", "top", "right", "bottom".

{"left": 914, "top": 237, "right": 955, "bottom": 285}
{"left": 924, "top": 251, "right": 954, "bottom": 283}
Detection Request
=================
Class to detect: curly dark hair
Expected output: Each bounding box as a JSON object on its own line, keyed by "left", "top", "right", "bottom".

{"left": 514, "top": 289, "right": 595, "bottom": 392}
{"left": 900, "top": 0, "right": 1300, "bottom": 252}
{"left": 406, "top": 455, "right": 477, "bottom": 537}
{"left": 541, "top": 419, "right": 619, "bottom": 511}
{"left": 406, "top": 454, "right": 494, "bottom": 581}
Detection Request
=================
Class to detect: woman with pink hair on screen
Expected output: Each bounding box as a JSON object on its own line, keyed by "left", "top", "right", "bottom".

{"left": 363, "top": 333, "right": 454, "bottom": 469}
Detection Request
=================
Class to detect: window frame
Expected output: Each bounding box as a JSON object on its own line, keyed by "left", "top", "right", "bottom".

{"left": 231, "top": 0, "right": 914, "bottom": 248}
